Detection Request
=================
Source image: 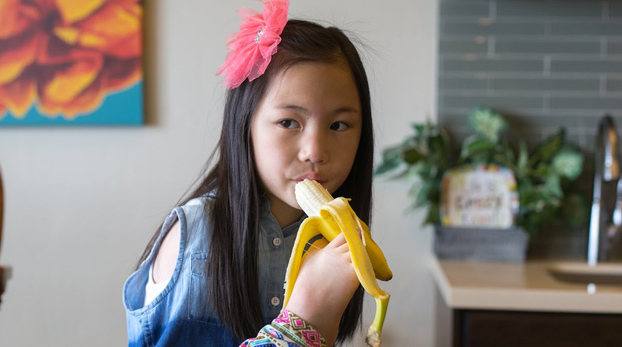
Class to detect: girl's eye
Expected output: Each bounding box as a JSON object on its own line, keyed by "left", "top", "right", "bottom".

{"left": 278, "top": 119, "right": 299, "bottom": 129}
{"left": 330, "top": 121, "right": 349, "bottom": 131}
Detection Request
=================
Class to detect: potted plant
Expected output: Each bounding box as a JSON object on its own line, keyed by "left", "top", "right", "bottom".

{"left": 376, "top": 107, "right": 588, "bottom": 259}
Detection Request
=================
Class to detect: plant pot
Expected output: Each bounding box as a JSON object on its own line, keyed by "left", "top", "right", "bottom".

{"left": 434, "top": 225, "right": 529, "bottom": 262}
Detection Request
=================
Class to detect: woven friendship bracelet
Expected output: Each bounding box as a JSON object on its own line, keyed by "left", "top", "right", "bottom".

{"left": 272, "top": 309, "right": 327, "bottom": 347}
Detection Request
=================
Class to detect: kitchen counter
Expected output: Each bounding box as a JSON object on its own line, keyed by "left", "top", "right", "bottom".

{"left": 431, "top": 258, "right": 622, "bottom": 346}
{"left": 430, "top": 257, "right": 622, "bottom": 314}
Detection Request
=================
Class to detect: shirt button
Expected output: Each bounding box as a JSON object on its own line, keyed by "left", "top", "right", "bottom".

{"left": 270, "top": 296, "right": 281, "bottom": 307}
{"left": 272, "top": 237, "right": 282, "bottom": 247}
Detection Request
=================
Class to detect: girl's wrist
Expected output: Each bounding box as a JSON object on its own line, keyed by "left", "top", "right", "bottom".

{"left": 284, "top": 295, "right": 344, "bottom": 346}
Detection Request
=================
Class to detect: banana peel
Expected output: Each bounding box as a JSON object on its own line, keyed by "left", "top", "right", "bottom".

{"left": 283, "top": 179, "right": 392, "bottom": 347}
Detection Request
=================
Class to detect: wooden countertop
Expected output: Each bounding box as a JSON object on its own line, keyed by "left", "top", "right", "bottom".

{"left": 430, "top": 257, "right": 622, "bottom": 314}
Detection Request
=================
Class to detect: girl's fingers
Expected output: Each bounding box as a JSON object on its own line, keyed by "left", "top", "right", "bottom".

{"left": 305, "top": 233, "right": 353, "bottom": 267}
{"left": 327, "top": 231, "right": 347, "bottom": 249}
{"left": 327, "top": 233, "right": 354, "bottom": 265}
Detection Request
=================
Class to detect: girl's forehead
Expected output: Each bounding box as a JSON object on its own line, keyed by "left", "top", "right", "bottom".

{"left": 274, "top": 58, "right": 350, "bottom": 79}
{"left": 265, "top": 61, "right": 358, "bottom": 100}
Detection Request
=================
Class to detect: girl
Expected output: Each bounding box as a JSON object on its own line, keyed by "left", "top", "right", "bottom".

{"left": 123, "top": 1, "right": 375, "bottom": 346}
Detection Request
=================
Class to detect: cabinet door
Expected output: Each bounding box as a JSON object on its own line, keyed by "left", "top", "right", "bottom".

{"left": 456, "top": 310, "right": 622, "bottom": 347}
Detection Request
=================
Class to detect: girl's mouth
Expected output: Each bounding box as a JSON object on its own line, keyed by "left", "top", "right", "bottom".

{"left": 294, "top": 174, "right": 326, "bottom": 184}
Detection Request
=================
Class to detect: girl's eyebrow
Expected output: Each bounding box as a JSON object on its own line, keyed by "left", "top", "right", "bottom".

{"left": 276, "top": 104, "right": 307, "bottom": 113}
{"left": 276, "top": 104, "right": 360, "bottom": 115}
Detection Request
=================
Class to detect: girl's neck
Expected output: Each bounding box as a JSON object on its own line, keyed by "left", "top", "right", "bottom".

{"left": 268, "top": 197, "right": 304, "bottom": 229}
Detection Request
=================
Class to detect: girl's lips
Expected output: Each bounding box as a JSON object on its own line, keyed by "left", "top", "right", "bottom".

{"left": 294, "top": 174, "right": 326, "bottom": 184}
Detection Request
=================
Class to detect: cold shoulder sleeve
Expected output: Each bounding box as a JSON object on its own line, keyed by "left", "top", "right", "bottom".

{"left": 240, "top": 309, "right": 327, "bottom": 347}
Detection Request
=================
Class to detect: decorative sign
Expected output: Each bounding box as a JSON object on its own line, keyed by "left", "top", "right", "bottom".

{"left": 440, "top": 164, "right": 518, "bottom": 228}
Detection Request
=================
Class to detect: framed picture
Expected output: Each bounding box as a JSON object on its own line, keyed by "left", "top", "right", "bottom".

{"left": 0, "top": 0, "right": 143, "bottom": 126}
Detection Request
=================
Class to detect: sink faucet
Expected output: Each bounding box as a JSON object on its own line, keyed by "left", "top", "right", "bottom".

{"left": 587, "top": 115, "right": 621, "bottom": 265}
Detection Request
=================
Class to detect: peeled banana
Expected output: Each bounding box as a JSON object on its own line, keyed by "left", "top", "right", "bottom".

{"left": 283, "top": 179, "right": 392, "bottom": 347}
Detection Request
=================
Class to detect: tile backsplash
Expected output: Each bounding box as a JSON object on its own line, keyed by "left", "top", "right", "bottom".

{"left": 437, "top": 0, "right": 622, "bottom": 259}
{"left": 438, "top": 0, "right": 622, "bottom": 147}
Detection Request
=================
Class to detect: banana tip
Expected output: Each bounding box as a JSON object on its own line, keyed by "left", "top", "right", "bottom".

{"left": 365, "top": 328, "right": 381, "bottom": 347}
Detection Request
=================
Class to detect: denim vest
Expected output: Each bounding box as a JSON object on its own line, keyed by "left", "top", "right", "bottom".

{"left": 123, "top": 195, "right": 302, "bottom": 346}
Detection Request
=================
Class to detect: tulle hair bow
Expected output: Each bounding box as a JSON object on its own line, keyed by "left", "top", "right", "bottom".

{"left": 216, "top": 0, "right": 289, "bottom": 90}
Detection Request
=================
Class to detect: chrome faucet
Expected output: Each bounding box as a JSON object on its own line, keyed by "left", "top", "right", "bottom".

{"left": 587, "top": 115, "right": 622, "bottom": 265}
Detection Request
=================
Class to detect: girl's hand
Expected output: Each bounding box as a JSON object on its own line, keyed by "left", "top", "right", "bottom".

{"left": 284, "top": 232, "right": 360, "bottom": 346}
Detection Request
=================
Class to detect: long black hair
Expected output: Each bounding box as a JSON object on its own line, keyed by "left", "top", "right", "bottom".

{"left": 138, "top": 19, "right": 375, "bottom": 344}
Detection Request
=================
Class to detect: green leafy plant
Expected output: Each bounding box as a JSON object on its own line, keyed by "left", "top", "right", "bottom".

{"left": 376, "top": 121, "right": 451, "bottom": 225}
{"left": 376, "top": 107, "right": 588, "bottom": 237}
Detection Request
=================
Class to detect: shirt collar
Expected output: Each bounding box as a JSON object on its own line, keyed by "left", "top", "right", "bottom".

{"left": 259, "top": 193, "right": 306, "bottom": 237}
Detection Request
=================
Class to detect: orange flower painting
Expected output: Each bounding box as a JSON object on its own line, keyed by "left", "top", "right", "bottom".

{"left": 0, "top": 0, "right": 143, "bottom": 125}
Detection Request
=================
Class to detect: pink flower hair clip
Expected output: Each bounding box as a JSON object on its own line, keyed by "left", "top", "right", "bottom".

{"left": 216, "top": 0, "right": 290, "bottom": 90}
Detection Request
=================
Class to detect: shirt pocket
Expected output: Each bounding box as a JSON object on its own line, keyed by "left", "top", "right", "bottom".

{"left": 188, "top": 252, "right": 220, "bottom": 325}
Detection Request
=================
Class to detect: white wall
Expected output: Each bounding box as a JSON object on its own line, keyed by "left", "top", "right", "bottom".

{"left": 0, "top": 0, "right": 438, "bottom": 345}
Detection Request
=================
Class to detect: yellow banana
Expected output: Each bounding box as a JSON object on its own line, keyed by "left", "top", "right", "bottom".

{"left": 283, "top": 179, "right": 392, "bottom": 347}
{"left": 293, "top": 179, "right": 393, "bottom": 281}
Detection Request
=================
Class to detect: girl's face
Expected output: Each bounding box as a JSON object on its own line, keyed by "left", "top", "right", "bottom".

{"left": 251, "top": 61, "right": 362, "bottom": 227}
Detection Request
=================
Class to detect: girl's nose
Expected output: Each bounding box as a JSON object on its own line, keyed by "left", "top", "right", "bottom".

{"left": 299, "top": 129, "right": 328, "bottom": 164}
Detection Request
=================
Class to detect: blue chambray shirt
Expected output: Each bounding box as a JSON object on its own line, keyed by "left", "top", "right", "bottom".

{"left": 123, "top": 195, "right": 302, "bottom": 346}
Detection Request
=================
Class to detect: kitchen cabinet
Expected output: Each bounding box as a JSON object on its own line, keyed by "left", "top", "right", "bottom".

{"left": 431, "top": 259, "right": 622, "bottom": 347}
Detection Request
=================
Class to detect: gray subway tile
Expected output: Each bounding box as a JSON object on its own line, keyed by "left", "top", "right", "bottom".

{"left": 550, "top": 96, "right": 622, "bottom": 110}
{"left": 439, "top": 105, "right": 622, "bottom": 137}
{"left": 439, "top": 38, "right": 488, "bottom": 54}
{"left": 551, "top": 59, "right": 622, "bottom": 74}
{"left": 441, "top": 57, "right": 543, "bottom": 73}
{"left": 438, "top": 113, "right": 580, "bottom": 143}
{"left": 526, "top": 115, "right": 606, "bottom": 134}
{"left": 492, "top": 77, "right": 601, "bottom": 92}
{"left": 440, "top": 111, "right": 618, "bottom": 131}
{"left": 610, "top": 41, "right": 622, "bottom": 55}
{"left": 439, "top": 94, "right": 544, "bottom": 110}
{"left": 531, "top": 113, "right": 613, "bottom": 129}
{"left": 441, "top": 20, "right": 546, "bottom": 36}
{"left": 437, "top": 1, "right": 622, "bottom": 160}
{"left": 440, "top": 0, "right": 491, "bottom": 3}
{"left": 608, "top": 79, "right": 622, "bottom": 92}
{"left": 496, "top": 2, "right": 603, "bottom": 18}
{"left": 551, "top": 22, "right": 622, "bottom": 36}
{"left": 439, "top": 109, "right": 550, "bottom": 126}
{"left": 439, "top": 76, "right": 489, "bottom": 90}
{"left": 510, "top": 115, "right": 622, "bottom": 146}
{"left": 495, "top": 39, "right": 600, "bottom": 55}
{"left": 439, "top": 112, "right": 621, "bottom": 149}
{"left": 440, "top": 2, "right": 490, "bottom": 17}
{"left": 440, "top": 127, "right": 557, "bottom": 152}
